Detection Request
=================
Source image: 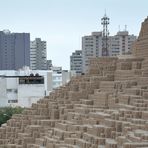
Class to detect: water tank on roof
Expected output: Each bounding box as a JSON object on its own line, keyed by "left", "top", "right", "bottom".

{"left": 3, "top": 29, "right": 11, "bottom": 34}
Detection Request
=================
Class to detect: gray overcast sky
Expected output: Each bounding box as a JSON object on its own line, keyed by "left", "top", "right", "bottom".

{"left": 0, "top": 0, "right": 147, "bottom": 69}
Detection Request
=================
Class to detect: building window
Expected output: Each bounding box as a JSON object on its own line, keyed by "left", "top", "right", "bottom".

{"left": 8, "top": 100, "right": 18, "bottom": 103}
{"left": 19, "top": 76, "right": 44, "bottom": 84}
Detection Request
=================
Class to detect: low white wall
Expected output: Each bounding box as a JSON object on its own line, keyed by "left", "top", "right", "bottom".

{"left": 18, "top": 84, "right": 45, "bottom": 107}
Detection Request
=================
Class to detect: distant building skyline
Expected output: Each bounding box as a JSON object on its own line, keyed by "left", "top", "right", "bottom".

{"left": 0, "top": 0, "right": 147, "bottom": 69}
{"left": 0, "top": 28, "right": 137, "bottom": 73}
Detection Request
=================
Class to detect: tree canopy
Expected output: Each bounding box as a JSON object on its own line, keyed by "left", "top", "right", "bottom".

{"left": 0, "top": 107, "right": 24, "bottom": 126}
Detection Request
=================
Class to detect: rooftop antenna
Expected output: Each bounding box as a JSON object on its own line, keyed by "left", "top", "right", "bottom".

{"left": 105, "top": 9, "right": 106, "bottom": 16}
{"left": 118, "top": 25, "right": 120, "bottom": 32}
{"left": 125, "top": 25, "right": 127, "bottom": 31}
{"left": 101, "top": 11, "right": 110, "bottom": 56}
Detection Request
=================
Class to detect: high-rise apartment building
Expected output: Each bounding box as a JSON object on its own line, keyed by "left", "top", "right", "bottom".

{"left": 46, "top": 60, "right": 53, "bottom": 70}
{"left": 110, "top": 31, "right": 137, "bottom": 56}
{"left": 82, "top": 31, "right": 136, "bottom": 73}
{"left": 70, "top": 50, "right": 82, "bottom": 74}
{"left": 0, "top": 30, "right": 30, "bottom": 70}
{"left": 30, "top": 38, "right": 47, "bottom": 70}
{"left": 82, "top": 32, "right": 103, "bottom": 73}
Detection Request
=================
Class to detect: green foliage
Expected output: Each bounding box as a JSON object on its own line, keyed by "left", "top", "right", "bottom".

{"left": 0, "top": 107, "right": 24, "bottom": 126}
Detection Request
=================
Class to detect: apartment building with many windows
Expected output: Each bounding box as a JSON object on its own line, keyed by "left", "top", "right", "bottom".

{"left": 30, "top": 38, "right": 47, "bottom": 70}
{"left": 82, "top": 31, "right": 136, "bottom": 73}
{"left": 0, "top": 30, "right": 30, "bottom": 70}
{"left": 70, "top": 50, "right": 82, "bottom": 74}
{"left": 110, "top": 31, "right": 137, "bottom": 56}
{"left": 82, "top": 32, "right": 103, "bottom": 73}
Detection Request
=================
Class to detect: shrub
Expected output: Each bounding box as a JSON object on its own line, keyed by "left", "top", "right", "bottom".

{"left": 0, "top": 107, "right": 24, "bottom": 126}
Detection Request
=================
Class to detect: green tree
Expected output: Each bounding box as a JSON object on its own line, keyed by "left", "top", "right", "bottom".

{"left": 0, "top": 107, "right": 24, "bottom": 126}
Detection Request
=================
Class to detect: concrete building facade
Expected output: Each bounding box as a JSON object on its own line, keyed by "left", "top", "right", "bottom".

{"left": 0, "top": 30, "right": 30, "bottom": 70}
{"left": 82, "top": 32, "right": 103, "bottom": 73}
{"left": 48, "top": 69, "right": 76, "bottom": 92}
{"left": 46, "top": 60, "right": 53, "bottom": 70}
{"left": 30, "top": 38, "right": 47, "bottom": 70}
{"left": 0, "top": 75, "right": 45, "bottom": 107}
{"left": 70, "top": 50, "right": 82, "bottom": 74}
{"left": 110, "top": 31, "right": 137, "bottom": 56}
{"left": 0, "top": 69, "right": 76, "bottom": 107}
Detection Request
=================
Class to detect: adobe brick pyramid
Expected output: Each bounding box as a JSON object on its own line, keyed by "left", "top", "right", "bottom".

{"left": 0, "top": 18, "right": 148, "bottom": 148}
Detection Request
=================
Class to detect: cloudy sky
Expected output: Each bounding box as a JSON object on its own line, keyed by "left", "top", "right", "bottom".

{"left": 0, "top": 0, "right": 147, "bottom": 69}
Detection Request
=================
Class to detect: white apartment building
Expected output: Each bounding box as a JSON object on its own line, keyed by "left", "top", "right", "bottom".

{"left": 70, "top": 50, "right": 82, "bottom": 75}
{"left": 110, "top": 31, "right": 137, "bottom": 56}
{"left": 82, "top": 32, "right": 103, "bottom": 73}
{"left": 82, "top": 31, "right": 136, "bottom": 73}
{"left": 48, "top": 69, "right": 76, "bottom": 92}
{"left": 30, "top": 38, "right": 47, "bottom": 70}
{"left": 0, "top": 69, "right": 76, "bottom": 107}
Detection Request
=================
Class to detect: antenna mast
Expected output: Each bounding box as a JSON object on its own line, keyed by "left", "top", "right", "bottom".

{"left": 101, "top": 13, "right": 110, "bottom": 56}
{"left": 125, "top": 25, "right": 127, "bottom": 31}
